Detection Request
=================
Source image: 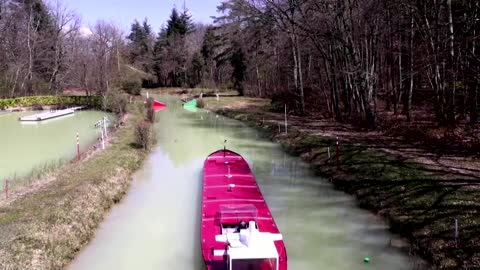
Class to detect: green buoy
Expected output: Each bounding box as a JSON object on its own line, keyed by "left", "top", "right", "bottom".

{"left": 364, "top": 257, "right": 370, "bottom": 263}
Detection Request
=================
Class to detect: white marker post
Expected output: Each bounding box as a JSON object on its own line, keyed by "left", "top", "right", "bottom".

{"left": 284, "top": 104, "right": 288, "bottom": 134}
{"left": 103, "top": 116, "right": 108, "bottom": 138}
{"left": 101, "top": 129, "right": 105, "bottom": 150}
{"left": 147, "top": 91, "right": 149, "bottom": 99}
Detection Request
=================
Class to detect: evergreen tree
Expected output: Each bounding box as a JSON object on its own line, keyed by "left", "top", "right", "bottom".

{"left": 180, "top": 9, "right": 195, "bottom": 35}
{"left": 230, "top": 45, "right": 247, "bottom": 96}
{"left": 189, "top": 52, "right": 205, "bottom": 87}
{"left": 166, "top": 8, "right": 183, "bottom": 37}
{"left": 128, "top": 18, "right": 154, "bottom": 72}
{"left": 201, "top": 27, "right": 216, "bottom": 60}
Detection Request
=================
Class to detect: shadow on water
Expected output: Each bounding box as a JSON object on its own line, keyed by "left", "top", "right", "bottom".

{"left": 69, "top": 96, "right": 425, "bottom": 270}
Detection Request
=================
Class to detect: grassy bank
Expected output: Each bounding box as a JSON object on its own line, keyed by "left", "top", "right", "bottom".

{"left": 0, "top": 103, "right": 150, "bottom": 269}
{"left": 204, "top": 96, "right": 480, "bottom": 269}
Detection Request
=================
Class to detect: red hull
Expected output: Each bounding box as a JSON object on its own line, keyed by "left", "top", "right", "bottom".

{"left": 201, "top": 150, "right": 287, "bottom": 270}
{"left": 152, "top": 100, "right": 167, "bottom": 111}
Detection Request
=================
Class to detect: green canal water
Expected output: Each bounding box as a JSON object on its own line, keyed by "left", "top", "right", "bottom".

{"left": 69, "top": 97, "right": 424, "bottom": 270}
{"left": 0, "top": 110, "right": 111, "bottom": 188}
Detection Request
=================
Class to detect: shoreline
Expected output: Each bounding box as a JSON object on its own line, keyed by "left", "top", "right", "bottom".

{"left": 200, "top": 95, "right": 480, "bottom": 270}
{"left": 0, "top": 102, "right": 152, "bottom": 269}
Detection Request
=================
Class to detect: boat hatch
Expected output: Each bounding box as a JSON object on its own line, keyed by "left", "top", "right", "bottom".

{"left": 219, "top": 204, "right": 258, "bottom": 227}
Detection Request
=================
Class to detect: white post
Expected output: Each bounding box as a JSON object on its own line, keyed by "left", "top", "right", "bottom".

{"left": 146, "top": 91, "right": 149, "bottom": 99}
{"left": 216, "top": 93, "right": 219, "bottom": 101}
{"left": 103, "top": 116, "right": 108, "bottom": 138}
{"left": 101, "top": 129, "right": 105, "bottom": 150}
{"left": 285, "top": 104, "right": 288, "bottom": 134}
{"left": 328, "top": 147, "right": 331, "bottom": 159}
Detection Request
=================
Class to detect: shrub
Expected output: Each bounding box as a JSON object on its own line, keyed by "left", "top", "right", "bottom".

{"left": 122, "top": 79, "right": 142, "bottom": 95}
{"left": 145, "top": 97, "right": 154, "bottom": 109}
{"left": 31, "top": 103, "right": 43, "bottom": 111}
{"left": 0, "top": 96, "right": 102, "bottom": 108}
{"left": 104, "top": 90, "right": 127, "bottom": 116}
{"left": 135, "top": 121, "right": 152, "bottom": 150}
{"left": 146, "top": 107, "right": 155, "bottom": 123}
{"left": 196, "top": 98, "right": 205, "bottom": 108}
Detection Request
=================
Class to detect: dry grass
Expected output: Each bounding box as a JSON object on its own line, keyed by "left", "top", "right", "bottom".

{"left": 0, "top": 103, "right": 150, "bottom": 270}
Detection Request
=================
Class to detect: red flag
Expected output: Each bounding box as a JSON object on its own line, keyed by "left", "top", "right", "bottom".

{"left": 153, "top": 100, "right": 167, "bottom": 111}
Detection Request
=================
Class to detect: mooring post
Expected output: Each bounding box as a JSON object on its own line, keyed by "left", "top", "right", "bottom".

{"left": 336, "top": 137, "right": 340, "bottom": 171}
{"left": 77, "top": 132, "right": 80, "bottom": 161}
{"left": 5, "top": 179, "right": 9, "bottom": 199}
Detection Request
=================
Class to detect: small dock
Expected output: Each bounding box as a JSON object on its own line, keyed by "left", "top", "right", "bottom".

{"left": 19, "top": 107, "right": 83, "bottom": 122}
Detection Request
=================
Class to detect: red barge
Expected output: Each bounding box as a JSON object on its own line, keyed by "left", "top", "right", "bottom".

{"left": 201, "top": 149, "right": 288, "bottom": 270}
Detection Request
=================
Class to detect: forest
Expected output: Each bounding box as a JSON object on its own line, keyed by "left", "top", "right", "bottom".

{"left": 1, "top": 0, "right": 479, "bottom": 130}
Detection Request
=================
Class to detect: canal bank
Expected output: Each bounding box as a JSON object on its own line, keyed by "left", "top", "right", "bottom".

{"left": 69, "top": 96, "right": 422, "bottom": 270}
{"left": 201, "top": 96, "right": 480, "bottom": 269}
{"left": 0, "top": 102, "right": 152, "bottom": 269}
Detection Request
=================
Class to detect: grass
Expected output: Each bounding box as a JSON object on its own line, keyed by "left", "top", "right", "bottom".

{"left": 0, "top": 103, "right": 151, "bottom": 269}
{"left": 205, "top": 96, "right": 480, "bottom": 269}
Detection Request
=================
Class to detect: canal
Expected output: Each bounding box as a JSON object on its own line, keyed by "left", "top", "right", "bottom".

{"left": 69, "top": 96, "right": 420, "bottom": 270}
{"left": 0, "top": 110, "right": 110, "bottom": 188}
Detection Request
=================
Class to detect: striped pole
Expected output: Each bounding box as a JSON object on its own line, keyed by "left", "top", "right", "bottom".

{"left": 77, "top": 132, "right": 80, "bottom": 161}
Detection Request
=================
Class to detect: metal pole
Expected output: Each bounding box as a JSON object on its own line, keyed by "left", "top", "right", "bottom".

{"left": 77, "top": 132, "right": 80, "bottom": 161}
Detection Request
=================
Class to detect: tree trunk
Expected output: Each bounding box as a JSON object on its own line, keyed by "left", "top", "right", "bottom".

{"left": 447, "top": 0, "right": 456, "bottom": 126}
{"left": 406, "top": 7, "right": 414, "bottom": 121}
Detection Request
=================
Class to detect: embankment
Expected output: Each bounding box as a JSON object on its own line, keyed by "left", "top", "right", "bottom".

{"left": 204, "top": 96, "right": 480, "bottom": 270}
{"left": 0, "top": 102, "right": 151, "bottom": 269}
